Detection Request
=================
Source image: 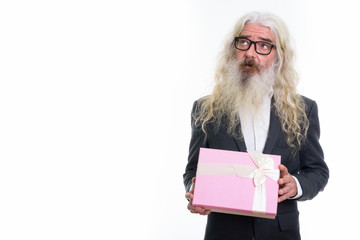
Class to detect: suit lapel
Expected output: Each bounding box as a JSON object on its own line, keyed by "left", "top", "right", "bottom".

{"left": 233, "top": 134, "right": 247, "bottom": 152}
{"left": 262, "top": 104, "right": 281, "bottom": 154}
{"left": 228, "top": 120, "right": 247, "bottom": 152}
{"left": 232, "top": 99, "right": 281, "bottom": 153}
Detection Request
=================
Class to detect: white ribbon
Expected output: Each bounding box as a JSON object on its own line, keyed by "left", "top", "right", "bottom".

{"left": 247, "top": 151, "right": 279, "bottom": 212}
{"left": 197, "top": 151, "right": 279, "bottom": 213}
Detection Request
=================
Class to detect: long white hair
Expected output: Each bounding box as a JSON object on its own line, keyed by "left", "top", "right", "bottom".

{"left": 194, "top": 12, "right": 309, "bottom": 150}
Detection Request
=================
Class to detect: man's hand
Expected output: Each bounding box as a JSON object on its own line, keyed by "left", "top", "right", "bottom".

{"left": 185, "top": 177, "right": 211, "bottom": 215}
{"left": 278, "top": 164, "right": 298, "bottom": 203}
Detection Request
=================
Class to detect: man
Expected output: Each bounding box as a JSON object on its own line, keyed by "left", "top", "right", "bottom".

{"left": 183, "top": 12, "right": 329, "bottom": 240}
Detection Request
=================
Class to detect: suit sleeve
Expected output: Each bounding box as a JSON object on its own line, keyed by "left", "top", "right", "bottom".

{"left": 293, "top": 101, "right": 329, "bottom": 201}
{"left": 183, "top": 101, "right": 208, "bottom": 193}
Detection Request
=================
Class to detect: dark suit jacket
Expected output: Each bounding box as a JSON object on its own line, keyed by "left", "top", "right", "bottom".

{"left": 183, "top": 96, "right": 329, "bottom": 240}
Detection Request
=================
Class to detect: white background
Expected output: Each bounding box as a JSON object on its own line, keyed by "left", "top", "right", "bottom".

{"left": 0, "top": 0, "right": 359, "bottom": 239}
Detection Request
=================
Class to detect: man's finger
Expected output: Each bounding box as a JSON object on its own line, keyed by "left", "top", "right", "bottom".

{"left": 188, "top": 202, "right": 211, "bottom": 215}
{"left": 279, "top": 184, "right": 292, "bottom": 196}
{"left": 195, "top": 206, "right": 210, "bottom": 215}
{"left": 278, "top": 190, "right": 292, "bottom": 202}
{"left": 278, "top": 194, "right": 289, "bottom": 203}
{"left": 192, "top": 177, "right": 196, "bottom": 184}
{"left": 278, "top": 174, "right": 291, "bottom": 185}
{"left": 185, "top": 192, "right": 193, "bottom": 201}
{"left": 278, "top": 177, "right": 288, "bottom": 185}
{"left": 279, "top": 164, "right": 288, "bottom": 176}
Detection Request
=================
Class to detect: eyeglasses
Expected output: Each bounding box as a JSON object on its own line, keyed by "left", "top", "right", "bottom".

{"left": 234, "top": 37, "right": 276, "bottom": 55}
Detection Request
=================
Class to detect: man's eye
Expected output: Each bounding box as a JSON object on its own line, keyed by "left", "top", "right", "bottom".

{"left": 260, "top": 43, "right": 270, "bottom": 49}
{"left": 240, "top": 40, "right": 249, "bottom": 45}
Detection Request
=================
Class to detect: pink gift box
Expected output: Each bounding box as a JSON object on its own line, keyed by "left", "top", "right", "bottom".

{"left": 192, "top": 148, "right": 281, "bottom": 219}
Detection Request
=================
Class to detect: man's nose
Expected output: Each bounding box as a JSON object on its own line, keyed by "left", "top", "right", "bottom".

{"left": 245, "top": 43, "right": 256, "bottom": 58}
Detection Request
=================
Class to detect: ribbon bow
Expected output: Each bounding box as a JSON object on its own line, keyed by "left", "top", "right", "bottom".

{"left": 247, "top": 151, "right": 280, "bottom": 212}
{"left": 247, "top": 151, "right": 280, "bottom": 187}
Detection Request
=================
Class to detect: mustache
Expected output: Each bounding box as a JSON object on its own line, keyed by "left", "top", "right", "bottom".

{"left": 239, "top": 58, "right": 261, "bottom": 71}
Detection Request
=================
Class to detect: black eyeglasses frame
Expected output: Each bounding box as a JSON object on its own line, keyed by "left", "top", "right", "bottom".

{"left": 234, "top": 37, "right": 276, "bottom": 55}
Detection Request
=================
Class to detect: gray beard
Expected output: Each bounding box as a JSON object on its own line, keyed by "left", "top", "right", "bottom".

{"left": 221, "top": 59, "right": 277, "bottom": 118}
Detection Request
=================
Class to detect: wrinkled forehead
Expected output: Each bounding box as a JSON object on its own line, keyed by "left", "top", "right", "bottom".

{"left": 240, "top": 23, "right": 276, "bottom": 43}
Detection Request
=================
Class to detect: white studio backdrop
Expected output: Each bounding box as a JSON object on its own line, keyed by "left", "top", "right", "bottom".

{"left": 0, "top": 0, "right": 358, "bottom": 239}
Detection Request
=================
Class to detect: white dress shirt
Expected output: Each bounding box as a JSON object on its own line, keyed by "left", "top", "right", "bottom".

{"left": 239, "top": 93, "right": 303, "bottom": 199}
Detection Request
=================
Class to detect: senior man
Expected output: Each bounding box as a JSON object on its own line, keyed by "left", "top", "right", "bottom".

{"left": 183, "top": 12, "right": 329, "bottom": 240}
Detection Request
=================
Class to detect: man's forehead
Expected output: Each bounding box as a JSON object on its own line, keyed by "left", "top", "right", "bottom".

{"left": 239, "top": 23, "right": 275, "bottom": 42}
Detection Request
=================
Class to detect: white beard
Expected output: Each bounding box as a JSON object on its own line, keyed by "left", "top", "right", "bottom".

{"left": 222, "top": 59, "right": 277, "bottom": 119}
{"left": 212, "top": 58, "right": 278, "bottom": 138}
